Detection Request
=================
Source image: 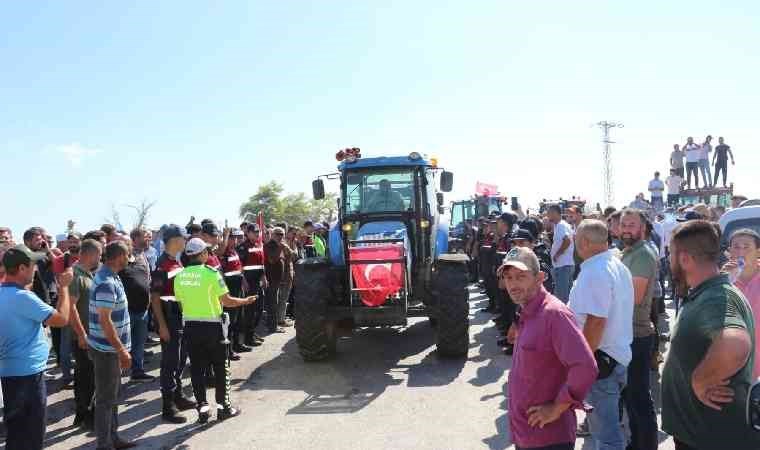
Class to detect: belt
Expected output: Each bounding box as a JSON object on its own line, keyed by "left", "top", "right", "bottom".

{"left": 224, "top": 270, "right": 242, "bottom": 277}
{"left": 160, "top": 296, "right": 177, "bottom": 302}
{"left": 243, "top": 265, "right": 264, "bottom": 271}
{"left": 184, "top": 317, "right": 222, "bottom": 324}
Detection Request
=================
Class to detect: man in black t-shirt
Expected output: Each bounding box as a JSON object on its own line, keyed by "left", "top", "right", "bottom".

{"left": 120, "top": 237, "right": 155, "bottom": 382}
{"left": 712, "top": 136, "right": 735, "bottom": 188}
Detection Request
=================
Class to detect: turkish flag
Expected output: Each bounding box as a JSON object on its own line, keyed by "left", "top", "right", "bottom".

{"left": 475, "top": 181, "right": 498, "bottom": 196}
{"left": 256, "top": 212, "right": 265, "bottom": 246}
{"left": 349, "top": 244, "right": 405, "bottom": 307}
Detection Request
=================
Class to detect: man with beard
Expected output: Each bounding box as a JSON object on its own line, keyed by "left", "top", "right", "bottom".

{"left": 663, "top": 220, "right": 760, "bottom": 450}
{"left": 619, "top": 209, "right": 658, "bottom": 450}
{"left": 502, "top": 247, "right": 597, "bottom": 450}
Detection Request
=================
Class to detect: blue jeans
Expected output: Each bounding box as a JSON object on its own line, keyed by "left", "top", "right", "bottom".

{"left": 1, "top": 371, "right": 47, "bottom": 450}
{"left": 552, "top": 265, "right": 574, "bottom": 303}
{"left": 129, "top": 310, "right": 149, "bottom": 375}
{"left": 622, "top": 335, "right": 658, "bottom": 450}
{"left": 699, "top": 159, "right": 712, "bottom": 187}
{"left": 59, "top": 326, "right": 73, "bottom": 380}
{"left": 588, "top": 363, "right": 628, "bottom": 450}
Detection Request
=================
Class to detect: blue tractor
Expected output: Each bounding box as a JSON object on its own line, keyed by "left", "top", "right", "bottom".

{"left": 295, "top": 150, "right": 470, "bottom": 361}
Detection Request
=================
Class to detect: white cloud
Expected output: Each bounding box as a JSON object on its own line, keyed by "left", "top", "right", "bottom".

{"left": 55, "top": 143, "right": 101, "bottom": 167}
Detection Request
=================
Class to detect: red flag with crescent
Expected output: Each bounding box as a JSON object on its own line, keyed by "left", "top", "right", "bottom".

{"left": 349, "top": 244, "right": 405, "bottom": 306}
{"left": 256, "top": 211, "right": 265, "bottom": 246}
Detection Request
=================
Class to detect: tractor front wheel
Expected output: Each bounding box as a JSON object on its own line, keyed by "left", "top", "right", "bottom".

{"left": 432, "top": 254, "right": 470, "bottom": 358}
{"left": 294, "top": 258, "right": 336, "bottom": 361}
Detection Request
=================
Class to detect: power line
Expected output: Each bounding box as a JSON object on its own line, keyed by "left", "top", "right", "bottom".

{"left": 595, "top": 120, "right": 624, "bottom": 207}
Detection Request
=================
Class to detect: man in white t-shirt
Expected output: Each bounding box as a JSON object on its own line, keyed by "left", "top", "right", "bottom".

{"left": 665, "top": 169, "right": 683, "bottom": 207}
{"left": 699, "top": 135, "right": 713, "bottom": 188}
{"left": 683, "top": 136, "right": 702, "bottom": 189}
{"left": 570, "top": 219, "right": 634, "bottom": 450}
{"left": 647, "top": 172, "right": 665, "bottom": 212}
{"left": 547, "top": 204, "right": 574, "bottom": 303}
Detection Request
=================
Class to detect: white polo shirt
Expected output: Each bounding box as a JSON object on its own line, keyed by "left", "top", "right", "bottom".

{"left": 551, "top": 220, "right": 575, "bottom": 268}
{"left": 569, "top": 250, "right": 634, "bottom": 367}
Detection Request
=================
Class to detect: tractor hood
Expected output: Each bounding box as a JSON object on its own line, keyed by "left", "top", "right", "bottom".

{"left": 328, "top": 220, "right": 412, "bottom": 270}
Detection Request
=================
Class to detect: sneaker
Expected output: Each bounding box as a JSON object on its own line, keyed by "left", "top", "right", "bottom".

{"left": 230, "top": 353, "right": 241, "bottom": 361}
{"left": 198, "top": 404, "right": 211, "bottom": 424}
{"left": 113, "top": 439, "right": 138, "bottom": 449}
{"left": 278, "top": 320, "right": 294, "bottom": 327}
{"left": 217, "top": 406, "right": 242, "bottom": 421}
{"left": 61, "top": 377, "right": 75, "bottom": 390}
{"left": 503, "top": 345, "right": 514, "bottom": 356}
{"left": 130, "top": 373, "right": 156, "bottom": 383}
{"left": 576, "top": 418, "right": 590, "bottom": 437}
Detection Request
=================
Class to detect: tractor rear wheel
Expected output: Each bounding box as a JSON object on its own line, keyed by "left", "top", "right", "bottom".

{"left": 432, "top": 254, "right": 470, "bottom": 358}
{"left": 294, "top": 258, "right": 336, "bottom": 361}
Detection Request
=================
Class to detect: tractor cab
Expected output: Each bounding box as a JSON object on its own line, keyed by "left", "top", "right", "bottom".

{"left": 298, "top": 149, "right": 469, "bottom": 361}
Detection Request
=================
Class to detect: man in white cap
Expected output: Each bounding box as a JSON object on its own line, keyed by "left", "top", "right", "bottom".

{"left": 173, "top": 238, "right": 257, "bottom": 423}
{"left": 501, "top": 247, "right": 597, "bottom": 450}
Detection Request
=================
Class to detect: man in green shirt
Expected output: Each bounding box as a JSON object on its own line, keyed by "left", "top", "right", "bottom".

{"left": 619, "top": 209, "right": 659, "bottom": 450}
{"left": 68, "top": 238, "right": 102, "bottom": 429}
{"left": 174, "top": 238, "right": 256, "bottom": 424}
{"left": 663, "top": 220, "right": 760, "bottom": 450}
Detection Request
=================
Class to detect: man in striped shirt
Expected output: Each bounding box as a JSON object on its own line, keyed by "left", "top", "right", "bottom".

{"left": 88, "top": 241, "right": 136, "bottom": 449}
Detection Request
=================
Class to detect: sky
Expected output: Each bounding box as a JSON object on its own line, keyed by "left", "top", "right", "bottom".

{"left": 2, "top": 1, "right": 759, "bottom": 237}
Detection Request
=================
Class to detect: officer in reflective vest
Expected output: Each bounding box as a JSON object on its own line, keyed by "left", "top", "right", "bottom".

{"left": 174, "top": 238, "right": 256, "bottom": 424}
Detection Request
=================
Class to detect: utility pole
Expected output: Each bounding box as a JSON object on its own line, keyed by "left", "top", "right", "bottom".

{"left": 595, "top": 120, "right": 624, "bottom": 207}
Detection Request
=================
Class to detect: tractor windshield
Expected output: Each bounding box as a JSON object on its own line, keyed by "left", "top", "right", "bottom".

{"left": 344, "top": 168, "right": 416, "bottom": 214}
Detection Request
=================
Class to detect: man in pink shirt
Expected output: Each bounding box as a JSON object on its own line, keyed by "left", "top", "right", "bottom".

{"left": 724, "top": 228, "right": 760, "bottom": 378}
{"left": 502, "top": 247, "right": 598, "bottom": 450}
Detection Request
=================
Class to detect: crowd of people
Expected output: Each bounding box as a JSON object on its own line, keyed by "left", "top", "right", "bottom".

{"left": 1, "top": 194, "right": 759, "bottom": 450}
{"left": 0, "top": 218, "right": 330, "bottom": 449}
{"left": 459, "top": 198, "right": 760, "bottom": 450}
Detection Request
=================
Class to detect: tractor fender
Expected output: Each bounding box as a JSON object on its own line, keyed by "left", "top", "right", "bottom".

{"left": 434, "top": 220, "right": 449, "bottom": 258}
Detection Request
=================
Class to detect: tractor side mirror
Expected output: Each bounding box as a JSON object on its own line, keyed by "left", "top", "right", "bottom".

{"left": 437, "top": 206, "right": 445, "bottom": 215}
{"left": 440, "top": 171, "right": 454, "bottom": 192}
{"left": 312, "top": 179, "right": 325, "bottom": 200}
{"left": 436, "top": 192, "right": 444, "bottom": 206}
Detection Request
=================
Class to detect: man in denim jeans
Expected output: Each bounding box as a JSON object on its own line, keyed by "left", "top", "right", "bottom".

{"left": 0, "top": 246, "right": 74, "bottom": 450}
{"left": 547, "top": 205, "right": 575, "bottom": 302}
{"left": 570, "top": 220, "right": 634, "bottom": 450}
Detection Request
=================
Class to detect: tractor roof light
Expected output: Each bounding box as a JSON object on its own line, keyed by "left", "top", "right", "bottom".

{"left": 409, "top": 152, "right": 422, "bottom": 160}
{"left": 337, "top": 147, "right": 361, "bottom": 162}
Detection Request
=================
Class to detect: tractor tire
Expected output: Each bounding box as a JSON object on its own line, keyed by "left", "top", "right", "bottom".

{"left": 432, "top": 254, "right": 470, "bottom": 358}
{"left": 294, "top": 257, "right": 336, "bottom": 362}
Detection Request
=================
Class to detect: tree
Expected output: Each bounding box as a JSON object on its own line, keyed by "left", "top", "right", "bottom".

{"left": 126, "top": 199, "right": 157, "bottom": 230}
{"left": 309, "top": 192, "right": 338, "bottom": 223}
{"left": 239, "top": 181, "right": 339, "bottom": 228}
{"left": 239, "top": 181, "right": 285, "bottom": 224}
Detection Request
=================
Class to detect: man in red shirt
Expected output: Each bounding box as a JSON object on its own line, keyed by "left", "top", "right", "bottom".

{"left": 237, "top": 224, "right": 268, "bottom": 346}
{"left": 221, "top": 228, "right": 249, "bottom": 358}
{"left": 501, "top": 247, "right": 597, "bottom": 450}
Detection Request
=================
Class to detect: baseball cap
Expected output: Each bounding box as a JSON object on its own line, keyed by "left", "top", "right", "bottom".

{"left": 2, "top": 244, "right": 46, "bottom": 270}
{"left": 272, "top": 227, "right": 286, "bottom": 236}
{"left": 184, "top": 238, "right": 211, "bottom": 256}
{"left": 201, "top": 222, "right": 221, "bottom": 236}
{"left": 163, "top": 224, "right": 188, "bottom": 243}
{"left": 246, "top": 223, "right": 260, "bottom": 233}
{"left": 313, "top": 223, "right": 325, "bottom": 231}
{"left": 511, "top": 228, "right": 535, "bottom": 242}
{"left": 231, "top": 228, "right": 244, "bottom": 237}
{"left": 500, "top": 247, "right": 540, "bottom": 274}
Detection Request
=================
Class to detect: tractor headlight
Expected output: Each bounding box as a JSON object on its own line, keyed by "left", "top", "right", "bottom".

{"left": 342, "top": 223, "right": 353, "bottom": 232}
{"left": 420, "top": 219, "right": 430, "bottom": 229}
